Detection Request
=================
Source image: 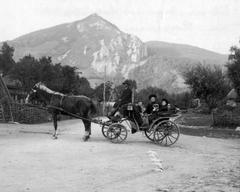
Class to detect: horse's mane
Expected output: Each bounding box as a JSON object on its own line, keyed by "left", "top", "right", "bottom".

{"left": 35, "top": 82, "right": 92, "bottom": 100}
{"left": 35, "top": 82, "right": 65, "bottom": 96}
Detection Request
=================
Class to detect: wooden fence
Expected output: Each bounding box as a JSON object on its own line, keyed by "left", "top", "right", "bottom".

{"left": 0, "top": 100, "right": 51, "bottom": 124}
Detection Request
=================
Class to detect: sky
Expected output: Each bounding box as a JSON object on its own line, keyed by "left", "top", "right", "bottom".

{"left": 0, "top": 0, "right": 239, "bottom": 54}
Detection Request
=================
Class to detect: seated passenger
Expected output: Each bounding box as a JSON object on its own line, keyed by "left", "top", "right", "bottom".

{"left": 142, "top": 94, "right": 161, "bottom": 126}
{"left": 159, "top": 98, "right": 169, "bottom": 112}
{"left": 136, "top": 101, "right": 143, "bottom": 114}
{"left": 144, "top": 94, "right": 159, "bottom": 114}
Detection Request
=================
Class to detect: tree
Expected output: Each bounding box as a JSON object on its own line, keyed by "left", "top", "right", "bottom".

{"left": 170, "top": 92, "right": 193, "bottom": 109}
{"left": 38, "top": 57, "right": 62, "bottom": 90}
{"left": 60, "top": 65, "right": 80, "bottom": 94}
{"left": 76, "top": 77, "right": 93, "bottom": 97}
{"left": 10, "top": 55, "right": 41, "bottom": 90}
{"left": 93, "top": 81, "right": 113, "bottom": 102}
{"left": 10, "top": 55, "right": 84, "bottom": 94}
{"left": 226, "top": 40, "right": 240, "bottom": 101}
{"left": 183, "top": 63, "right": 230, "bottom": 112}
{"left": 0, "top": 42, "right": 15, "bottom": 76}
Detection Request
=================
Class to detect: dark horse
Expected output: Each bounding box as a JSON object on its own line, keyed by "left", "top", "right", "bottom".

{"left": 25, "top": 82, "right": 97, "bottom": 141}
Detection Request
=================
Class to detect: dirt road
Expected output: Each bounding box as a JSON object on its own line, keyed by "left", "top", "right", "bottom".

{"left": 0, "top": 118, "right": 239, "bottom": 192}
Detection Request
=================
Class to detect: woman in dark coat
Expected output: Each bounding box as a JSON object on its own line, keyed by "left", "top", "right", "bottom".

{"left": 144, "top": 94, "right": 159, "bottom": 114}
{"left": 159, "top": 98, "right": 169, "bottom": 111}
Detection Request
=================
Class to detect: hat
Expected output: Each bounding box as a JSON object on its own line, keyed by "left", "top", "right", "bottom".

{"left": 122, "top": 80, "right": 131, "bottom": 85}
{"left": 148, "top": 94, "right": 157, "bottom": 99}
{"left": 161, "top": 98, "right": 169, "bottom": 104}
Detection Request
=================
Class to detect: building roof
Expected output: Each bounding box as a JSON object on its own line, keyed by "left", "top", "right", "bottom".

{"left": 2, "top": 75, "right": 22, "bottom": 87}
{"left": 226, "top": 89, "right": 238, "bottom": 100}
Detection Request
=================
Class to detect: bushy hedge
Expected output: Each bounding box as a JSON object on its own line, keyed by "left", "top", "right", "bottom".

{"left": 10, "top": 102, "right": 51, "bottom": 124}
{"left": 212, "top": 103, "right": 240, "bottom": 128}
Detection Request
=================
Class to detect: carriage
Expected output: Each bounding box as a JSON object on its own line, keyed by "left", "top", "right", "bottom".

{"left": 101, "top": 103, "right": 181, "bottom": 146}
{"left": 26, "top": 82, "right": 180, "bottom": 147}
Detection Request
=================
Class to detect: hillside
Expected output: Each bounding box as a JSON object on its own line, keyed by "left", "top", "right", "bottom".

{"left": 130, "top": 41, "right": 228, "bottom": 93}
{"left": 146, "top": 41, "right": 228, "bottom": 65}
{"left": 130, "top": 55, "right": 199, "bottom": 93}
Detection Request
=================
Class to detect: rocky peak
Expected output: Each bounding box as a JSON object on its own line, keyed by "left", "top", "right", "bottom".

{"left": 7, "top": 13, "right": 148, "bottom": 85}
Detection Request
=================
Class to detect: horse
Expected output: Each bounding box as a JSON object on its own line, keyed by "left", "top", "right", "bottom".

{"left": 25, "top": 82, "right": 97, "bottom": 141}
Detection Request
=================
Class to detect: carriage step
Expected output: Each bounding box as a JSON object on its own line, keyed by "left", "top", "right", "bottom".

{"left": 139, "top": 126, "right": 149, "bottom": 130}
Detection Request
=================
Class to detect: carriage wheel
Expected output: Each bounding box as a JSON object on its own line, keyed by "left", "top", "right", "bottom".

{"left": 144, "top": 120, "right": 161, "bottom": 141}
{"left": 144, "top": 126, "right": 154, "bottom": 141}
{"left": 102, "top": 123, "right": 110, "bottom": 138}
{"left": 107, "top": 123, "right": 128, "bottom": 143}
{"left": 153, "top": 120, "right": 180, "bottom": 146}
{"left": 102, "top": 119, "right": 126, "bottom": 138}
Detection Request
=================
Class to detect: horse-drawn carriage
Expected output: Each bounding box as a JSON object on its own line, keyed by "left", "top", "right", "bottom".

{"left": 25, "top": 82, "right": 180, "bottom": 147}
{"left": 101, "top": 103, "right": 180, "bottom": 146}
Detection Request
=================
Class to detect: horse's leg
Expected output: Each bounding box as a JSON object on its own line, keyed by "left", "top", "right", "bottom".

{"left": 52, "top": 113, "right": 58, "bottom": 139}
{"left": 82, "top": 119, "right": 91, "bottom": 141}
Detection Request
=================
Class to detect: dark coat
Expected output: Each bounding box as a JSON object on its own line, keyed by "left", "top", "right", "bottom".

{"left": 114, "top": 87, "right": 132, "bottom": 108}
{"left": 144, "top": 101, "right": 160, "bottom": 114}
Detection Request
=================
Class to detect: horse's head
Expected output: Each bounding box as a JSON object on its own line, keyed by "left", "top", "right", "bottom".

{"left": 25, "top": 83, "right": 42, "bottom": 103}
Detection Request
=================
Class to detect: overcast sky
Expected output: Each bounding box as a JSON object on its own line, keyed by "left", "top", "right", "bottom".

{"left": 0, "top": 0, "right": 239, "bottom": 54}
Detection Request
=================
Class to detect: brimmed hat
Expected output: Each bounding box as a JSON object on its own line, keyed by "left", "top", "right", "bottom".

{"left": 122, "top": 80, "right": 131, "bottom": 85}
{"left": 148, "top": 94, "right": 157, "bottom": 99}
{"left": 161, "top": 98, "right": 169, "bottom": 104}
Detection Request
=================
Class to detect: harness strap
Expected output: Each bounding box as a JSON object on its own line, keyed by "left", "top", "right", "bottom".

{"left": 59, "top": 95, "right": 65, "bottom": 109}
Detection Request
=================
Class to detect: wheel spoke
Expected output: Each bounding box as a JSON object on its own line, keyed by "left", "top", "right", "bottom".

{"left": 148, "top": 132, "right": 153, "bottom": 137}
{"left": 154, "top": 120, "right": 180, "bottom": 146}
{"left": 157, "top": 132, "right": 164, "bottom": 139}
{"left": 165, "top": 136, "right": 168, "bottom": 146}
{"left": 167, "top": 136, "right": 173, "bottom": 144}
{"left": 169, "top": 135, "right": 177, "bottom": 140}
{"left": 159, "top": 137, "right": 164, "bottom": 144}
{"left": 118, "top": 135, "right": 123, "bottom": 140}
{"left": 107, "top": 123, "right": 128, "bottom": 143}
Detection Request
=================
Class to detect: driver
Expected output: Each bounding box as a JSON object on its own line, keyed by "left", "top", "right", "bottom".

{"left": 108, "top": 80, "right": 132, "bottom": 121}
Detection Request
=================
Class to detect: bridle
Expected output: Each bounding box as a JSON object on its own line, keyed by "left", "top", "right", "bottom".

{"left": 26, "top": 87, "right": 49, "bottom": 106}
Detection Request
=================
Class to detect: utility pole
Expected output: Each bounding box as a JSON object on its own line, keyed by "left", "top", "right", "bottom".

{"left": 103, "top": 65, "right": 106, "bottom": 115}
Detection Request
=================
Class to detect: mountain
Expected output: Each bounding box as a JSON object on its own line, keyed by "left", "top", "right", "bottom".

{"left": 2, "top": 14, "right": 229, "bottom": 93}
{"left": 6, "top": 13, "right": 148, "bottom": 82}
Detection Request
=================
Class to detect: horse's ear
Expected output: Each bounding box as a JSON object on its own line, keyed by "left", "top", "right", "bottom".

{"left": 35, "top": 82, "right": 41, "bottom": 88}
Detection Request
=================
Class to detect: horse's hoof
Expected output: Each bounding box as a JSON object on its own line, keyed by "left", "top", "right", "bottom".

{"left": 52, "top": 136, "right": 58, "bottom": 139}
{"left": 82, "top": 135, "right": 90, "bottom": 141}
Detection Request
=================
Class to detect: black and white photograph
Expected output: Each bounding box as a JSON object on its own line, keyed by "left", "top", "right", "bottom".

{"left": 0, "top": 0, "right": 239, "bottom": 191}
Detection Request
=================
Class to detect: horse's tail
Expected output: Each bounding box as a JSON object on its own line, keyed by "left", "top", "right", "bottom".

{"left": 89, "top": 99, "right": 97, "bottom": 115}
